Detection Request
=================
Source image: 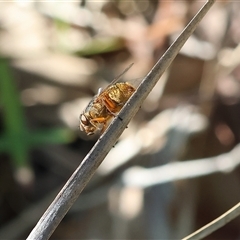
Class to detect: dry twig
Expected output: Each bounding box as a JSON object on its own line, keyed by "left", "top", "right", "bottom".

{"left": 183, "top": 202, "right": 240, "bottom": 240}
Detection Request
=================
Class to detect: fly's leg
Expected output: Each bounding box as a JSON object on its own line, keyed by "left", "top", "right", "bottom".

{"left": 99, "top": 115, "right": 114, "bottom": 134}
{"left": 90, "top": 115, "right": 113, "bottom": 134}
{"left": 102, "top": 96, "right": 123, "bottom": 120}
{"left": 102, "top": 97, "right": 117, "bottom": 114}
{"left": 89, "top": 117, "right": 106, "bottom": 130}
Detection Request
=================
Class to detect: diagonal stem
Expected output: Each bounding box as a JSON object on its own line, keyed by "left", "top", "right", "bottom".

{"left": 27, "top": 1, "right": 216, "bottom": 239}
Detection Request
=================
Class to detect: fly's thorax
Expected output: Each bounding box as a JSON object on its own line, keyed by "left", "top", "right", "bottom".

{"left": 119, "top": 82, "right": 135, "bottom": 96}
{"left": 108, "top": 82, "right": 135, "bottom": 104}
{"left": 106, "top": 85, "right": 121, "bottom": 104}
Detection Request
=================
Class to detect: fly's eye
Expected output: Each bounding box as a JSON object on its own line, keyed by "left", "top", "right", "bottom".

{"left": 80, "top": 114, "right": 89, "bottom": 125}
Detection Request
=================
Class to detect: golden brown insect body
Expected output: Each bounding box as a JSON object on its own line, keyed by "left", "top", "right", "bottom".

{"left": 80, "top": 82, "right": 135, "bottom": 135}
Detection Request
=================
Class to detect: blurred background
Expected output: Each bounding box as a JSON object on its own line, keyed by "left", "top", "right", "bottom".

{"left": 0, "top": 0, "right": 240, "bottom": 239}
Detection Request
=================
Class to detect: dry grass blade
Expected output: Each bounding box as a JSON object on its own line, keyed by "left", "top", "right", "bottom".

{"left": 27, "top": 1, "right": 215, "bottom": 240}
{"left": 182, "top": 202, "right": 240, "bottom": 240}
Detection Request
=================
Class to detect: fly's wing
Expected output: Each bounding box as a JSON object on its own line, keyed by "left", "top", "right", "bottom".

{"left": 84, "top": 94, "right": 98, "bottom": 113}
{"left": 97, "top": 88, "right": 102, "bottom": 96}
{"left": 111, "top": 63, "right": 134, "bottom": 85}
{"left": 100, "top": 63, "right": 134, "bottom": 93}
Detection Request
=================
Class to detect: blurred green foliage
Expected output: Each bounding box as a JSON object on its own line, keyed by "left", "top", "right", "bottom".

{"left": 76, "top": 37, "right": 125, "bottom": 56}
{"left": 0, "top": 58, "right": 74, "bottom": 167}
